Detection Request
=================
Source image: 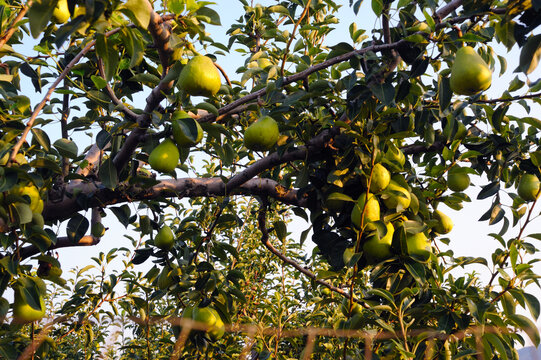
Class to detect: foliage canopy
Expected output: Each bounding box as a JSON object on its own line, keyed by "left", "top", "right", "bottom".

{"left": 1, "top": 0, "right": 541, "bottom": 358}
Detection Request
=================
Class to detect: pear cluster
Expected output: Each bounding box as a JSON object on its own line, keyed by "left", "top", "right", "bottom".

{"left": 327, "top": 148, "right": 455, "bottom": 266}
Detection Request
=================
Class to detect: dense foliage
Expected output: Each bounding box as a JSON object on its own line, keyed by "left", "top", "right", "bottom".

{"left": 1, "top": 0, "right": 541, "bottom": 358}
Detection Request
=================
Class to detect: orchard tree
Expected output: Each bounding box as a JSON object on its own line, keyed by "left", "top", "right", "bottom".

{"left": 1, "top": 0, "right": 541, "bottom": 358}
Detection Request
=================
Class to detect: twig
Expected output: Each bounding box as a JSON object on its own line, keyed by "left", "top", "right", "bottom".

{"left": 60, "top": 78, "right": 70, "bottom": 178}
{"left": 0, "top": 0, "right": 32, "bottom": 49}
{"left": 257, "top": 203, "right": 367, "bottom": 308}
{"left": 8, "top": 26, "right": 124, "bottom": 165}
{"left": 97, "top": 58, "right": 138, "bottom": 120}
{"left": 214, "top": 62, "right": 232, "bottom": 87}
{"left": 280, "top": 0, "right": 312, "bottom": 76}
{"left": 475, "top": 92, "right": 541, "bottom": 104}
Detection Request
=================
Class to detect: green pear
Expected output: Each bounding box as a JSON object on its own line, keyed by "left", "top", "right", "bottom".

{"left": 517, "top": 174, "right": 540, "bottom": 201}
{"left": 171, "top": 111, "right": 203, "bottom": 147}
{"left": 154, "top": 226, "right": 175, "bottom": 250}
{"left": 12, "top": 278, "right": 47, "bottom": 324}
{"left": 52, "top": 0, "right": 70, "bottom": 24}
{"left": 148, "top": 139, "right": 180, "bottom": 173}
{"left": 449, "top": 46, "right": 492, "bottom": 96}
{"left": 244, "top": 116, "right": 280, "bottom": 151}
{"left": 363, "top": 222, "right": 394, "bottom": 263}
{"left": 433, "top": 210, "right": 453, "bottom": 234}
{"left": 382, "top": 181, "right": 411, "bottom": 211}
{"left": 406, "top": 232, "right": 431, "bottom": 260}
{"left": 351, "top": 193, "right": 380, "bottom": 228}
{"left": 178, "top": 55, "right": 221, "bottom": 97}
{"left": 447, "top": 170, "right": 470, "bottom": 192}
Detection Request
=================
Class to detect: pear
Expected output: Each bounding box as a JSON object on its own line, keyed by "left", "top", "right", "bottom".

{"left": 406, "top": 232, "right": 431, "bottom": 260}
{"left": 365, "top": 163, "right": 390, "bottom": 193}
{"left": 433, "top": 210, "right": 453, "bottom": 234}
{"left": 449, "top": 46, "right": 492, "bottom": 96}
{"left": 52, "top": 0, "right": 70, "bottom": 24}
{"left": 382, "top": 181, "right": 411, "bottom": 211}
{"left": 363, "top": 221, "right": 394, "bottom": 263}
{"left": 447, "top": 170, "right": 470, "bottom": 192}
{"left": 148, "top": 139, "right": 180, "bottom": 173}
{"left": 351, "top": 193, "right": 380, "bottom": 228}
{"left": 171, "top": 111, "right": 203, "bottom": 147}
{"left": 178, "top": 55, "right": 221, "bottom": 97}
{"left": 517, "top": 174, "right": 540, "bottom": 201}
{"left": 244, "top": 116, "right": 280, "bottom": 151}
{"left": 154, "top": 226, "right": 175, "bottom": 250}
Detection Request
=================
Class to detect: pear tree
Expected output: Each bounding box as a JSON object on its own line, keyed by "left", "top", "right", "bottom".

{"left": 1, "top": 0, "right": 541, "bottom": 358}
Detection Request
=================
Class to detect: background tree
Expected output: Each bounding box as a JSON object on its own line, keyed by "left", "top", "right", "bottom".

{"left": 1, "top": 0, "right": 541, "bottom": 358}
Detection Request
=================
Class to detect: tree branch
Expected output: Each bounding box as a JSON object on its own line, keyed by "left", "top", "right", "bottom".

{"left": 112, "top": 11, "right": 175, "bottom": 173}
{"left": 280, "top": 0, "right": 312, "bottom": 76}
{"left": 42, "top": 177, "right": 307, "bottom": 222}
{"left": 0, "top": 0, "right": 32, "bottom": 49}
{"left": 19, "top": 235, "right": 100, "bottom": 260}
{"left": 257, "top": 204, "right": 367, "bottom": 307}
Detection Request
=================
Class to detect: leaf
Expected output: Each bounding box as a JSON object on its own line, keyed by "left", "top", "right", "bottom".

{"left": 110, "top": 205, "right": 131, "bottom": 228}
{"left": 515, "top": 34, "right": 541, "bottom": 75}
{"left": 129, "top": 73, "right": 161, "bottom": 87}
{"left": 11, "top": 202, "right": 32, "bottom": 225}
{"left": 96, "top": 130, "right": 112, "bottom": 149}
{"left": 524, "top": 293, "right": 540, "bottom": 320}
{"left": 273, "top": 220, "right": 287, "bottom": 241}
{"left": 483, "top": 333, "right": 509, "bottom": 360}
{"left": 98, "top": 157, "right": 118, "bottom": 189}
{"left": 371, "top": 0, "right": 383, "bottom": 16}
{"left": 477, "top": 182, "right": 500, "bottom": 200}
{"left": 515, "top": 116, "right": 541, "bottom": 130}
{"left": 53, "top": 138, "right": 78, "bottom": 158}
{"left": 439, "top": 76, "right": 452, "bottom": 112}
{"left": 31, "top": 128, "right": 50, "bottom": 152}
{"left": 28, "top": 0, "right": 55, "bottom": 38}
{"left": 370, "top": 82, "right": 394, "bottom": 106}
{"left": 196, "top": 102, "right": 219, "bottom": 116}
{"left": 66, "top": 214, "right": 89, "bottom": 242}
{"left": 120, "top": 0, "right": 153, "bottom": 29}
{"left": 196, "top": 6, "right": 221, "bottom": 25}
{"left": 508, "top": 314, "right": 540, "bottom": 346}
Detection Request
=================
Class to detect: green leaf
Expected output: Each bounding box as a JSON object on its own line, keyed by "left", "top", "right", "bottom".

{"left": 31, "top": 128, "right": 50, "bottom": 152}
{"left": 28, "top": 0, "right": 55, "bottom": 38}
{"left": 53, "top": 138, "right": 78, "bottom": 158}
{"left": 367, "top": 288, "right": 395, "bottom": 307}
{"left": 515, "top": 116, "right": 541, "bottom": 130}
{"left": 439, "top": 76, "right": 452, "bottom": 112}
{"left": 129, "top": 73, "right": 161, "bottom": 87}
{"left": 196, "top": 102, "right": 219, "bottom": 116}
{"left": 273, "top": 220, "right": 287, "bottom": 241}
{"left": 370, "top": 82, "right": 394, "bottom": 106}
{"left": 66, "top": 214, "right": 89, "bottom": 243}
{"left": 371, "top": 0, "right": 383, "bottom": 16}
{"left": 110, "top": 205, "right": 131, "bottom": 228}
{"left": 11, "top": 202, "right": 32, "bottom": 225}
{"left": 508, "top": 314, "right": 540, "bottom": 346}
{"left": 98, "top": 157, "right": 118, "bottom": 189}
{"left": 515, "top": 34, "right": 541, "bottom": 75}
{"left": 524, "top": 293, "right": 540, "bottom": 320}
{"left": 196, "top": 6, "right": 221, "bottom": 25}
{"left": 477, "top": 182, "right": 500, "bottom": 200}
{"left": 483, "top": 333, "right": 508, "bottom": 360}
{"left": 91, "top": 75, "right": 107, "bottom": 90}
{"left": 120, "top": 0, "right": 153, "bottom": 29}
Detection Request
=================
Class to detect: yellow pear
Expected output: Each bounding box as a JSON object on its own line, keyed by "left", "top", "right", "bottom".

{"left": 13, "top": 279, "right": 47, "bottom": 324}
{"left": 11, "top": 183, "right": 43, "bottom": 214}
{"left": 365, "top": 163, "right": 390, "bottom": 193}
{"left": 148, "top": 139, "right": 180, "bottom": 173}
{"left": 351, "top": 192, "right": 380, "bottom": 228}
{"left": 178, "top": 55, "right": 221, "bottom": 97}
{"left": 433, "top": 210, "right": 453, "bottom": 234}
{"left": 52, "top": 0, "right": 70, "bottom": 24}
{"left": 449, "top": 46, "right": 492, "bottom": 96}
{"left": 244, "top": 116, "right": 280, "bottom": 151}
{"left": 517, "top": 174, "right": 540, "bottom": 201}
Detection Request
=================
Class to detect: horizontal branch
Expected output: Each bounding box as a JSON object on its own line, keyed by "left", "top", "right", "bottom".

{"left": 19, "top": 235, "right": 99, "bottom": 259}
{"left": 43, "top": 177, "right": 306, "bottom": 222}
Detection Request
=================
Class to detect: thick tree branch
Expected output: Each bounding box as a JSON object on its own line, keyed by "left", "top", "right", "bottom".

{"left": 112, "top": 11, "right": 174, "bottom": 172}
{"left": 42, "top": 178, "right": 306, "bottom": 222}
